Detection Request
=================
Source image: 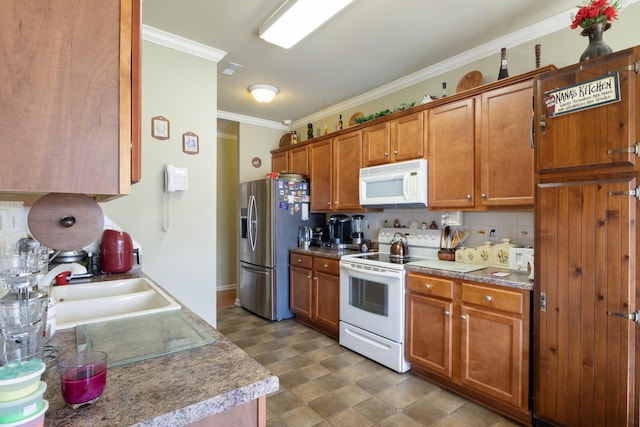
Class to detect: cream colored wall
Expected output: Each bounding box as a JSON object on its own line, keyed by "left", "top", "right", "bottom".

{"left": 100, "top": 41, "right": 218, "bottom": 327}
{"left": 295, "top": 2, "right": 640, "bottom": 138}
{"left": 238, "top": 123, "right": 286, "bottom": 183}
{"left": 216, "top": 132, "right": 238, "bottom": 290}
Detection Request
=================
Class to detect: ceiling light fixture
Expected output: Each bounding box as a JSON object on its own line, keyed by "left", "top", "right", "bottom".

{"left": 248, "top": 84, "right": 279, "bottom": 103}
{"left": 259, "top": 0, "right": 354, "bottom": 49}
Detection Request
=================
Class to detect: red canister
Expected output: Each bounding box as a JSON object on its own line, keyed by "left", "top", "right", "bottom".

{"left": 100, "top": 230, "right": 133, "bottom": 273}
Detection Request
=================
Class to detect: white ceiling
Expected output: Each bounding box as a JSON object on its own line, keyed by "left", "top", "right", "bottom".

{"left": 140, "top": 0, "right": 585, "bottom": 125}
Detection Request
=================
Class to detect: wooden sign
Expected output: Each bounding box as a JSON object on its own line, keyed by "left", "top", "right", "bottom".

{"left": 544, "top": 73, "right": 620, "bottom": 117}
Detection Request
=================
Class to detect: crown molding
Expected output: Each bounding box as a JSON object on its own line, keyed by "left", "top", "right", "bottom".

{"left": 291, "top": 7, "right": 580, "bottom": 128}
{"left": 217, "top": 111, "right": 289, "bottom": 131}
{"left": 142, "top": 25, "right": 227, "bottom": 63}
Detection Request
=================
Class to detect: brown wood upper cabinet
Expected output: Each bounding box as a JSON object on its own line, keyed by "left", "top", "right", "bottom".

{"left": 363, "top": 111, "right": 424, "bottom": 166}
{"left": 428, "top": 79, "right": 536, "bottom": 209}
{"left": 536, "top": 47, "right": 639, "bottom": 174}
{"left": 0, "top": 0, "right": 141, "bottom": 202}
{"left": 309, "top": 130, "right": 363, "bottom": 212}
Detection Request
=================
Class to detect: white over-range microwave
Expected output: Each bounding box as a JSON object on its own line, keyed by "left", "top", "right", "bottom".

{"left": 359, "top": 159, "right": 428, "bottom": 208}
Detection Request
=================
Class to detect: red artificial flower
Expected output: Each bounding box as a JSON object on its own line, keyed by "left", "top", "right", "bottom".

{"left": 570, "top": 0, "right": 621, "bottom": 29}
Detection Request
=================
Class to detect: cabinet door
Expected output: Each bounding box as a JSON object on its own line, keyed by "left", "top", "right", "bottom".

{"left": 406, "top": 293, "right": 453, "bottom": 379}
{"left": 0, "top": 0, "right": 134, "bottom": 197}
{"left": 290, "top": 266, "right": 313, "bottom": 318}
{"left": 460, "top": 304, "right": 525, "bottom": 409}
{"left": 480, "top": 80, "right": 534, "bottom": 206}
{"left": 363, "top": 121, "right": 392, "bottom": 166}
{"left": 536, "top": 48, "right": 638, "bottom": 173}
{"left": 288, "top": 145, "right": 309, "bottom": 175}
{"left": 313, "top": 271, "right": 340, "bottom": 334}
{"left": 272, "top": 151, "right": 287, "bottom": 173}
{"left": 393, "top": 112, "right": 424, "bottom": 162}
{"left": 333, "top": 131, "right": 363, "bottom": 211}
{"left": 535, "top": 177, "right": 635, "bottom": 426}
{"left": 309, "top": 139, "right": 333, "bottom": 211}
{"left": 427, "top": 99, "right": 476, "bottom": 208}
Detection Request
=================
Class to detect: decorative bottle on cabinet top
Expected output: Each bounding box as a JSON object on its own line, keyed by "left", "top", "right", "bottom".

{"left": 498, "top": 47, "right": 509, "bottom": 80}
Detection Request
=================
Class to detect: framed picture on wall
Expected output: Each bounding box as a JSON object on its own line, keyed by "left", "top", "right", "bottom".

{"left": 151, "top": 116, "right": 170, "bottom": 140}
{"left": 183, "top": 132, "right": 199, "bottom": 155}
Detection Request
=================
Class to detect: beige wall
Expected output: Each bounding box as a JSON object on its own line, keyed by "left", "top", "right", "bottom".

{"left": 216, "top": 130, "right": 238, "bottom": 290}
{"left": 294, "top": 2, "right": 640, "bottom": 137}
{"left": 100, "top": 41, "right": 218, "bottom": 327}
{"left": 238, "top": 122, "right": 286, "bottom": 183}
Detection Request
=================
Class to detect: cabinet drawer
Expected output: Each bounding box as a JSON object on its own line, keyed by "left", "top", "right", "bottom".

{"left": 290, "top": 253, "right": 313, "bottom": 269}
{"left": 461, "top": 283, "right": 524, "bottom": 314}
{"left": 406, "top": 273, "right": 454, "bottom": 299}
{"left": 313, "top": 257, "right": 340, "bottom": 275}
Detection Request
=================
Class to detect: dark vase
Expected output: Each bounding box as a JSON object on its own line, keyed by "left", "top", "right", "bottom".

{"left": 580, "top": 22, "right": 613, "bottom": 62}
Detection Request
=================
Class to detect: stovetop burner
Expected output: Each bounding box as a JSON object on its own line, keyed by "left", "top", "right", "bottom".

{"left": 357, "top": 253, "right": 415, "bottom": 264}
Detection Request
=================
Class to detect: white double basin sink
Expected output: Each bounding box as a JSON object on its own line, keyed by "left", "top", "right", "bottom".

{"left": 49, "top": 277, "right": 181, "bottom": 330}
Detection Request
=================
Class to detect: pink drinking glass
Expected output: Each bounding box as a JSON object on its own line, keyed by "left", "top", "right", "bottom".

{"left": 58, "top": 351, "right": 107, "bottom": 409}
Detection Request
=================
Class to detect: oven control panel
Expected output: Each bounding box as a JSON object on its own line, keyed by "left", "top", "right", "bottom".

{"left": 377, "top": 228, "right": 441, "bottom": 248}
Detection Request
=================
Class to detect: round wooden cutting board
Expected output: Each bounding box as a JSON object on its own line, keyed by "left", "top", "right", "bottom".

{"left": 28, "top": 193, "right": 104, "bottom": 251}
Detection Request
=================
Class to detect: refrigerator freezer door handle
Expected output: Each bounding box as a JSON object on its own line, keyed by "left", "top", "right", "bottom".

{"left": 241, "top": 264, "right": 271, "bottom": 275}
{"left": 248, "top": 194, "right": 257, "bottom": 252}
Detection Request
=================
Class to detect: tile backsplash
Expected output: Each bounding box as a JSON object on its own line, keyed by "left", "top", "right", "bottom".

{"left": 343, "top": 209, "right": 534, "bottom": 248}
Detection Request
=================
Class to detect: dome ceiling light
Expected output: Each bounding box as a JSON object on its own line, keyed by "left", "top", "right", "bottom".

{"left": 248, "top": 84, "right": 279, "bottom": 103}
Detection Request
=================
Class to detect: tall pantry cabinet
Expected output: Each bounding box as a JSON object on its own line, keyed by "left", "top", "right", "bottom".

{"left": 534, "top": 47, "right": 640, "bottom": 426}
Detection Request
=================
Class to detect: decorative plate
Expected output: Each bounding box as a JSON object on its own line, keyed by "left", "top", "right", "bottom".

{"left": 456, "top": 70, "right": 483, "bottom": 93}
{"left": 349, "top": 112, "right": 364, "bottom": 126}
{"left": 279, "top": 133, "right": 292, "bottom": 147}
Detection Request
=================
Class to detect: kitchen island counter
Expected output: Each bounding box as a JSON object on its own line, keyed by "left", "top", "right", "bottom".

{"left": 42, "top": 273, "right": 278, "bottom": 427}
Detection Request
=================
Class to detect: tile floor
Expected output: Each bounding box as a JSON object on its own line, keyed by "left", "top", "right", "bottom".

{"left": 217, "top": 306, "right": 524, "bottom": 427}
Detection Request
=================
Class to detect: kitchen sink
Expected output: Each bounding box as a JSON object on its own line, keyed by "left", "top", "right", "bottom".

{"left": 49, "top": 277, "right": 181, "bottom": 330}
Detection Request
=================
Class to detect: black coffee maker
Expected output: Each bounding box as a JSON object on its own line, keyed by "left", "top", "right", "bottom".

{"left": 328, "top": 214, "right": 352, "bottom": 247}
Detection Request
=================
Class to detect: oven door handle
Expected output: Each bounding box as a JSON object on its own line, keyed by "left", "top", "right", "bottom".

{"left": 340, "top": 263, "right": 402, "bottom": 279}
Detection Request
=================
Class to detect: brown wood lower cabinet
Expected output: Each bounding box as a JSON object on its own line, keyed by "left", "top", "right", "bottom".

{"left": 290, "top": 253, "right": 340, "bottom": 339}
{"left": 406, "top": 272, "right": 531, "bottom": 425}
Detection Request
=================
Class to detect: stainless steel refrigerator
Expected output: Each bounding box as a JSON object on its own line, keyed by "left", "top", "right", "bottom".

{"left": 239, "top": 178, "right": 324, "bottom": 320}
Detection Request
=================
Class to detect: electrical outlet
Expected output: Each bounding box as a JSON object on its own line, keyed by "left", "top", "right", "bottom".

{"left": 489, "top": 226, "right": 499, "bottom": 242}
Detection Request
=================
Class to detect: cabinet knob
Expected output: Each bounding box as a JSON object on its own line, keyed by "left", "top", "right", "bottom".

{"left": 324, "top": 264, "right": 328, "bottom": 268}
{"left": 461, "top": 315, "right": 467, "bottom": 320}
{"left": 481, "top": 193, "right": 487, "bottom": 199}
{"left": 424, "top": 284, "right": 431, "bottom": 289}
{"left": 466, "top": 194, "right": 472, "bottom": 200}
{"left": 297, "top": 258, "right": 302, "bottom": 263}
{"left": 485, "top": 295, "right": 493, "bottom": 301}
{"left": 307, "top": 275, "right": 311, "bottom": 279}
{"left": 444, "top": 310, "right": 450, "bottom": 316}
{"left": 384, "top": 152, "right": 388, "bottom": 157}
{"left": 394, "top": 150, "right": 398, "bottom": 155}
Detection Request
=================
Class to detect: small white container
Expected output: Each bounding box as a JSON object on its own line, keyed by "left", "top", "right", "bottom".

{"left": 0, "top": 359, "right": 45, "bottom": 402}
{"left": 0, "top": 382, "right": 46, "bottom": 423}
{"left": 0, "top": 399, "right": 48, "bottom": 427}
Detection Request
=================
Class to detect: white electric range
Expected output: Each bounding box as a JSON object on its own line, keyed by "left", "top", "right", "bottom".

{"left": 339, "top": 228, "right": 441, "bottom": 373}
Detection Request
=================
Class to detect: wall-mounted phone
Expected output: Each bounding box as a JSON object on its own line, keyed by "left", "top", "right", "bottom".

{"left": 165, "top": 164, "right": 189, "bottom": 192}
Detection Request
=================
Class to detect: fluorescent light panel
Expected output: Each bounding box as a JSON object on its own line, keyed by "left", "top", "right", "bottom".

{"left": 259, "top": 0, "right": 354, "bottom": 49}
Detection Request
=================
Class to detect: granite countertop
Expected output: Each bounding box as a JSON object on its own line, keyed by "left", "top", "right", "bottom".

{"left": 42, "top": 273, "right": 278, "bottom": 426}
{"left": 290, "top": 246, "right": 532, "bottom": 291}
{"left": 289, "top": 246, "right": 364, "bottom": 259}
{"left": 405, "top": 264, "right": 533, "bottom": 291}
